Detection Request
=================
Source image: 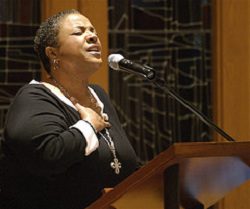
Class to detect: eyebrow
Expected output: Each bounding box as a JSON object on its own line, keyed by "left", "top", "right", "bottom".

{"left": 75, "top": 25, "right": 96, "bottom": 31}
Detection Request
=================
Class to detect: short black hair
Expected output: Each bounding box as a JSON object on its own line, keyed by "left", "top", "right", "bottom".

{"left": 34, "top": 9, "right": 80, "bottom": 73}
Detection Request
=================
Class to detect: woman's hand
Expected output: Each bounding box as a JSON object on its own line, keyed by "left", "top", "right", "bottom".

{"left": 75, "top": 103, "right": 111, "bottom": 132}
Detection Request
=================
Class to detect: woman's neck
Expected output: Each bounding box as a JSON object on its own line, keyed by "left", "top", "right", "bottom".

{"left": 43, "top": 72, "right": 102, "bottom": 115}
{"left": 48, "top": 74, "right": 90, "bottom": 105}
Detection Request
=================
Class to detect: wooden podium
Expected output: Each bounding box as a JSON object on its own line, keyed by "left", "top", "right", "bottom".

{"left": 86, "top": 141, "right": 250, "bottom": 209}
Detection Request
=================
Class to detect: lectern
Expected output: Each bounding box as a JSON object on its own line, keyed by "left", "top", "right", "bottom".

{"left": 86, "top": 141, "right": 250, "bottom": 209}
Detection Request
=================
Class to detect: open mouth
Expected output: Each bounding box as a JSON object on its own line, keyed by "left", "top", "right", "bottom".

{"left": 86, "top": 46, "right": 101, "bottom": 55}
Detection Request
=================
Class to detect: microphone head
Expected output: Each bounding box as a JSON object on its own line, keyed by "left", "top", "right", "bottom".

{"left": 108, "top": 54, "right": 124, "bottom": 70}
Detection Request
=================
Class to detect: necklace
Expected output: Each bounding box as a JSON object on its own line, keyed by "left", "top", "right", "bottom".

{"left": 51, "top": 76, "right": 102, "bottom": 115}
{"left": 50, "top": 76, "right": 79, "bottom": 105}
{"left": 49, "top": 76, "right": 122, "bottom": 175}
{"left": 99, "top": 129, "right": 122, "bottom": 174}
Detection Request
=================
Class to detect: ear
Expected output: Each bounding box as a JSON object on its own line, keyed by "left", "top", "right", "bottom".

{"left": 45, "top": 46, "right": 58, "bottom": 61}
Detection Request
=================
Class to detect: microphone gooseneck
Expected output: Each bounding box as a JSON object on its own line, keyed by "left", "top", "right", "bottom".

{"left": 108, "top": 54, "right": 235, "bottom": 142}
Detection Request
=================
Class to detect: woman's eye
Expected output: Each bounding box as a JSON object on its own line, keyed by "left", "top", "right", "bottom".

{"left": 73, "top": 31, "right": 82, "bottom": 35}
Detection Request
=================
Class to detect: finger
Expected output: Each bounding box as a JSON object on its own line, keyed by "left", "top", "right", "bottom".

{"left": 74, "top": 103, "right": 82, "bottom": 110}
{"left": 104, "top": 121, "right": 111, "bottom": 128}
{"left": 103, "top": 114, "right": 109, "bottom": 121}
{"left": 69, "top": 96, "right": 78, "bottom": 105}
{"left": 75, "top": 103, "right": 87, "bottom": 111}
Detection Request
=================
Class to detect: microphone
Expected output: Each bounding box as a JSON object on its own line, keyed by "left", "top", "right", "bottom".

{"left": 108, "top": 54, "right": 156, "bottom": 80}
{"left": 108, "top": 54, "right": 235, "bottom": 142}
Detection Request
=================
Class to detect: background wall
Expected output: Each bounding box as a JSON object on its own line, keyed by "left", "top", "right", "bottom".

{"left": 0, "top": 0, "right": 40, "bottom": 136}
{"left": 108, "top": 0, "right": 213, "bottom": 163}
{"left": 213, "top": 0, "right": 250, "bottom": 208}
{"left": 1, "top": 0, "right": 250, "bottom": 208}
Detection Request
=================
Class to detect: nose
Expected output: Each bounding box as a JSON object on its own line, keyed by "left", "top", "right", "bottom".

{"left": 85, "top": 33, "right": 98, "bottom": 44}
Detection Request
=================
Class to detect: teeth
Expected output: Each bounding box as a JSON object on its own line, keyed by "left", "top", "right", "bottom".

{"left": 88, "top": 51, "right": 101, "bottom": 55}
{"left": 88, "top": 47, "right": 99, "bottom": 52}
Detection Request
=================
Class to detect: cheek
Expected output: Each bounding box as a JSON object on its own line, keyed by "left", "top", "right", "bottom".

{"left": 99, "top": 40, "right": 102, "bottom": 51}
{"left": 58, "top": 39, "right": 82, "bottom": 57}
{"left": 97, "top": 39, "right": 102, "bottom": 50}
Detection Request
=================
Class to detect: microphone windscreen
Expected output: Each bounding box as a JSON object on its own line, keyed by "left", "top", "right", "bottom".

{"left": 108, "top": 54, "right": 124, "bottom": 70}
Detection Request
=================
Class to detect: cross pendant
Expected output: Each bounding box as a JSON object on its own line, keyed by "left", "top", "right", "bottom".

{"left": 110, "top": 158, "right": 122, "bottom": 174}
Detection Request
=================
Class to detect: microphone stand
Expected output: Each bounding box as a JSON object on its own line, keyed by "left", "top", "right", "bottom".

{"left": 149, "top": 77, "right": 235, "bottom": 142}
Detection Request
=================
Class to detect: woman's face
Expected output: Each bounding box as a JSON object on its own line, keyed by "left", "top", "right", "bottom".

{"left": 55, "top": 13, "right": 102, "bottom": 76}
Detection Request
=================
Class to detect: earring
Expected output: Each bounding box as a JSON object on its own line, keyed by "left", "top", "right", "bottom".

{"left": 53, "top": 59, "right": 59, "bottom": 70}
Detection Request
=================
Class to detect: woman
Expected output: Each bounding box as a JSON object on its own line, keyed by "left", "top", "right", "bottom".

{"left": 1, "top": 9, "right": 138, "bottom": 209}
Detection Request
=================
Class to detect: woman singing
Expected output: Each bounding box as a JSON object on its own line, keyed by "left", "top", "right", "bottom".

{"left": 1, "top": 9, "right": 138, "bottom": 209}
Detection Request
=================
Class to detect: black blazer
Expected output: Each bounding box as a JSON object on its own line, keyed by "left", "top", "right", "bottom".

{"left": 1, "top": 83, "right": 138, "bottom": 209}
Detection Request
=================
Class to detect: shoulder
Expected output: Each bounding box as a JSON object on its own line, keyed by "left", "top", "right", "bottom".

{"left": 15, "top": 82, "right": 52, "bottom": 99}
{"left": 11, "top": 82, "right": 60, "bottom": 107}
{"left": 7, "top": 83, "right": 61, "bottom": 119}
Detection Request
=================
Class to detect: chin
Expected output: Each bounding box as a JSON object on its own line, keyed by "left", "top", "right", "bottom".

{"left": 93, "top": 62, "right": 102, "bottom": 70}
{"left": 86, "top": 60, "right": 102, "bottom": 72}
